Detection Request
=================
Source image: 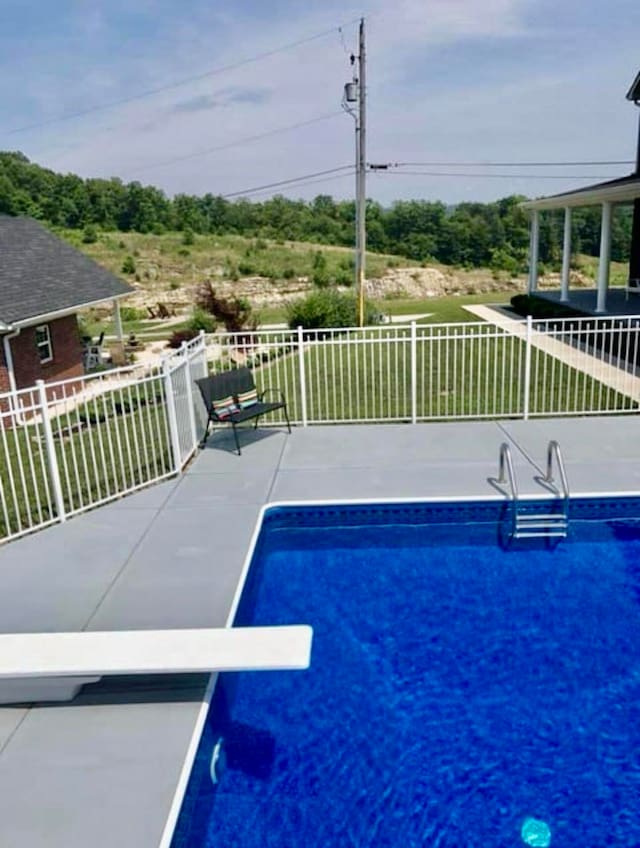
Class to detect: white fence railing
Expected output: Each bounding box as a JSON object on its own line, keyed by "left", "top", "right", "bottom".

{"left": 2, "top": 315, "right": 640, "bottom": 543}
{"left": 204, "top": 315, "right": 640, "bottom": 424}
{"left": 0, "top": 334, "right": 207, "bottom": 543}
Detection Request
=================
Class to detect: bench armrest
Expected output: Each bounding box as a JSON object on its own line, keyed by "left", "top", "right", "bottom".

{"left": 259, "top": 387, "right": 286, "bottom": 404}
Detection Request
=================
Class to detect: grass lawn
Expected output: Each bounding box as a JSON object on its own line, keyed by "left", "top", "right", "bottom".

{"left": 0, "top": 380, "right": 173, "bottom": 542}
{"left": 379, "top": 292, "right": 513, "bottom": 324}
{"left": 210, "top": 325, "right": 636, "bottom": 426}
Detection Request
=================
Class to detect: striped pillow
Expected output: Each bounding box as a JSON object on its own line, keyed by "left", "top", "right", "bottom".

{"left": 212, "top": 395, "right": 238, "bottom": 420}
{"left": 236, "top": 388, "right": 258, "bottom": 409}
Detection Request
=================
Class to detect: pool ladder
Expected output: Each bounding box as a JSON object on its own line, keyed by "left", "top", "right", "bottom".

{"left": 498, "top": 441, "right": 569, "bottom": 541}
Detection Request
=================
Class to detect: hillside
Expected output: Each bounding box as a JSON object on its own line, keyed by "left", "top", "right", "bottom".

{"left": 2, "top": 151, "right": 632, "bottom": 274}
{"left": 62, "top": 229, "right": 539, "bottom": 326}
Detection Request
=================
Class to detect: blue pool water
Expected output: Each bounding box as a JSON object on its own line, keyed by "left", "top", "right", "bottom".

{"left": 173, "top": 500, "right": 640, "bottom": 847}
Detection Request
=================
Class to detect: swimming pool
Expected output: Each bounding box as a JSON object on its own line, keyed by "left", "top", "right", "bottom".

{"left": 171, "top": 498, "right": 640, "bottom": 847}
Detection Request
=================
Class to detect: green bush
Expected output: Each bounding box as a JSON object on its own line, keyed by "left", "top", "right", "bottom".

{"left": 238, "top": 261, "right": 256, "bottom": 275}
{"left": 182, "top": 228, "right": 195, "bottom": 246}
{"left": 122, "top": 255, "right": 136, "bottom": 274}
{"left": 282, "top": 267, "right": 296, "bottom": 279}
{"left": 334, "top": 268, "right": 353, "bottom": 286}
{"left": 120, "top": 306, "right": 146, "bottom": 322}
{"left": 82, "top": 224, "right": 98, "bottom": 243}
{"left": 312, "top": 251, "right": 330, "bottom": 288}
{"left": 287, "top": 290, "right": 379, "bottom": 329}
{"left": 189, "top": 306, "right": 217, "bottom": 333}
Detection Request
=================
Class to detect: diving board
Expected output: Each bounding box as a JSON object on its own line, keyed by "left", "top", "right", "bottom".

{"left": 0, "top": 625, "right": 313, "bottom": 704}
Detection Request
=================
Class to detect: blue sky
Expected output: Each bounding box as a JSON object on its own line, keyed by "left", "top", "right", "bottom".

{"left": 1, "top": 0, "right": 638, "bottom": 204}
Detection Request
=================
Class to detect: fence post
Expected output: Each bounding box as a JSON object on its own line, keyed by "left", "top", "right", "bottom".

{"left": 181, "top": 342, "right": 198, "bottom": 452}
{"left": 410, "top": 321, "right": 418, "bottom": 424}
{"left": 523, "top": 315, "right": 533, "bottom": 420}
{"left": 297, "top": 325, "right": 308, "bottom": 427}
{"left": 36, "top": 379, "right": 66, "bottom": 523}
{"left": 198, "top": 330, "right": 208, "bottom": 379}
{"left": 163, "top": 359, "right": 183, "bottom": 473}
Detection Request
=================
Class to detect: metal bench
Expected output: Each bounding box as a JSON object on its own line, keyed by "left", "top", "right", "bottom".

{"left": 196, "top": 367, "right": 291, "bottom": 455}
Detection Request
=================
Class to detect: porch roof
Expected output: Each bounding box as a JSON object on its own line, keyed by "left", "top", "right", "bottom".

{"left": 521, "top": 172, "right": 640, "bottom": 211}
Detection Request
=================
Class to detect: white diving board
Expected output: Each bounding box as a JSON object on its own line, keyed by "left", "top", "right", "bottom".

{"left": 0, "top": 625, "right": 313, "bottom": 704}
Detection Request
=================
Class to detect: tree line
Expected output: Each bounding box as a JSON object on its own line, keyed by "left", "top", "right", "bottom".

{"left": 0, "top": 151, "right": 633, "bottom": 271}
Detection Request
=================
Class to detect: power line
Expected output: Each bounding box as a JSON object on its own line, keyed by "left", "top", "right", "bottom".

{"left": 232, "top": 169, "right": 356, "bottom": 199}
{"left": 373, "top": 170, "right": 623, "bottom": 179}
{"left": 7, "top": 18, "right": 361, "bottom": 136}
{"left": 124, "top": 111, "right": 344, "bottom": 176}
{"left": 222, "top": 165, "right": 354, "bottom": 198}
{"left": 382, "top": 159, "right": 634, "bottom": 168}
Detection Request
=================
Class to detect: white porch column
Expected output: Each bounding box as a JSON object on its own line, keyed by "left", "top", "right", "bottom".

{"left": 113, "top": 299, "right": 123, "bottom": 342}
{"left": 560, "top": 206, "right": 572, "bottom": 303}
{"left": 596, "top": 201, "right": 612, "bottom": 314}
{"left": 527, "top": 210, "right": 540, "bottom": 294}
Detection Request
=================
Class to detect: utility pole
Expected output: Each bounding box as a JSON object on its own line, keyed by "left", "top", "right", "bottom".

{"left": 356, "top": 18, "right": 367, "bottom": 327}
{"left": 342, "top": 17, "right": 367, "bottom": 326}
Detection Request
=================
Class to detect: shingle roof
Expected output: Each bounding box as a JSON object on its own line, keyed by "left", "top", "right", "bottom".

{"left": 0, "top": 216, "right": 132, "bottom": 326}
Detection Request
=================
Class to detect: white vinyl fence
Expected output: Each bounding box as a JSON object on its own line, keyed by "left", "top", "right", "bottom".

{"left": 2, "top": 315, "right": 639, "bottom": 543}
{"left": 0, "top": 334, "right": 207, "bottom": 543}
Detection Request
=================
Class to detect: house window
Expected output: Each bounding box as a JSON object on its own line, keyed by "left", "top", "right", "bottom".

{"left": 35, "top": 324, "right": 53, "bottom": 364}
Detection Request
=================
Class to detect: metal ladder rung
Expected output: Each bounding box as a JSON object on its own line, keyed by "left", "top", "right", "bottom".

{"left": 514, "top": 530, "right": 568, "bottom": 539}
{"left": 516, "top": 520, "right": 567, "bottom": 530}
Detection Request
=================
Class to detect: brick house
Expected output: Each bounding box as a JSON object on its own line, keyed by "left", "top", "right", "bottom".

{"left": 0, "top": 216, "right": 132, "bottom": 396}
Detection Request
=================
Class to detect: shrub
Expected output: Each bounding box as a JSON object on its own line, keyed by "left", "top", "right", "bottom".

{"left": 334, "top": 268, "right": 354, "bottom": 287}
{"left": 169, "top": 280, "right": 181, "bottom": 290}
{"left": 188, "top": 306, "right": 217, "bottom": 333}
{"left": 168, "top": 328, "right": 199, "bottom": 348}
{"left": 287, "top": 290, "right": 379, "bottom": 330}
{"left": 120, "top": 306, "right": 145, "bottom": 322}
{"left": 178, "top": 247, "right": 190, "bottom": 257}
{"left": 312, "top": 251, "right": 330, "bottom": 288}
{"left": 282, "top": 267, "right": 296, "bottom": 279}
{"left": 254, "top": 238, "right": 268, "bottom": 251}
{"left": 182, "top": 228, "right": 195, "bottom": 246}
{"left": 122, "top": 255, "right": 136, "bottom": 274}
{"left": 195, "top": 283, "right": 256, "bottom": 332}
{"left": 238, "top": 261, "right": 256, "bottom": 275}
{"left": 510, "top": 294, "right": 579, "bottom": 319}
{"left": 82, "top": 224, "right": 98, "bottom": 244}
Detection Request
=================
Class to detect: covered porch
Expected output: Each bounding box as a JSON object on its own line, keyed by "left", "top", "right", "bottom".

{"left": 522, "top": 173, "right": 640, "bottom": 316}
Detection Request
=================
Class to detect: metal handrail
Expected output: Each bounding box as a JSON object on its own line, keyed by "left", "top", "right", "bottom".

{"left": 544, "top": 440, "right": 570, "bottom": 500}
{"left": 497, "top": 442, "right": 518, "bottom": 500}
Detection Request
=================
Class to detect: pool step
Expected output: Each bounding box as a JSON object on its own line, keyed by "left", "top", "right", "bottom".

{"left": 513, "top": 509, "right": 568, "bottom": 540}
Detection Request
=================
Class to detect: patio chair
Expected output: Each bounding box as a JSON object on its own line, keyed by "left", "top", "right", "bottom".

{"left": 195, "top": 367, "right": 291, "bottom": 455}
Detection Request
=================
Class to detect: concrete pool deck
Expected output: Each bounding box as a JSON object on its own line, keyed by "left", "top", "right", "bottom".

{"left": 1, "top": 415, "right": 640, "bottom": 848}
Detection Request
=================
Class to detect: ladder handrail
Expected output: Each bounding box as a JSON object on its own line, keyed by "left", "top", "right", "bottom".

{"left": 497, "top": 442, "right": 518, "bottom": 500}
{"left": 544, "top": 440, "right": 569, "bottom": 500}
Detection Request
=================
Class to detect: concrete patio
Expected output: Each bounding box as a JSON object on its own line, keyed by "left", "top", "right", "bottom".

{"left": 1, "top": 416, "right": 640, "bottom": 848}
